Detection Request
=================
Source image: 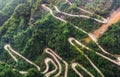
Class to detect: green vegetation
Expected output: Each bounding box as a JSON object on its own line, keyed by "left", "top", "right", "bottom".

{"left": 99, "top": 21, "right": 120, "bottom": 54}
{"left": 0, "top": 0, "right": 120, "bottom": 77}
{"left": 24, "top": 68, "right": 44, "bottom": 77}
{"left": 0, "top": 62, "right": 21, "bottom": 77}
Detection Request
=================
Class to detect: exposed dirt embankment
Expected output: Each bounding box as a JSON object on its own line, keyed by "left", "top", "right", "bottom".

{"left": 85, "top": 8, "right": 120, "bottom": 43}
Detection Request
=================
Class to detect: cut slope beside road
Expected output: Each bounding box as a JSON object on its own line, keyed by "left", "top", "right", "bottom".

{"left": 85, "top": 8, "right": 120, "bottom": 43}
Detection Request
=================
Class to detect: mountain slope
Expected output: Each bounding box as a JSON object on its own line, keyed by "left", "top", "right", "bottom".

{"left": 0, "top": 0, "right": 120, "bottom": 77}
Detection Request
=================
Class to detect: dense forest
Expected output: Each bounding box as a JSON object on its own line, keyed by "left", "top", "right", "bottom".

{"left": 0, "top": 0, "right": 120, "bottom": 77}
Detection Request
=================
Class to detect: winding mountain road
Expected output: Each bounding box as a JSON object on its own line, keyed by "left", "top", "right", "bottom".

{"left": 43, "top": 58, "right": 58, "bottom": 77}
{"left": 54, "top": 6, "right": 107, "bottom": 23}
{"left": 4, "top": 44, "right": 41, "bottom": 71}
{"left": 42, "top": 2, "right": 120, "bottom": 66}
{"left": 68, "top": 38, "right": 105, "bottom": 77}
{"left": 65, "top": 0, "right": 107, "bottom": 22}
{"left": 4, "top": 44, "right": 69, "bottom": 77}
{"left": 44, "top": 48, "right": 62, "bottom": 77}
{"left": 68, "top": 37, "right": 120, "bottom": 66}
{"left": 41, "top": 4, "right": 67, "bottom": 23}
{"left": 44, "top": 48, "right": 68, "bottom": 77}
{"left": 3, "top": 1, "right": 120, "bottom": 77}
{"left": 71, "top": 63, "right": 94, "bottom": 77}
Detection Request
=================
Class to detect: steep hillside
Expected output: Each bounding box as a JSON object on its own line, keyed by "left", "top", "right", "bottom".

{"left": 0, "top": 0, "right": 120, "bottom": 77}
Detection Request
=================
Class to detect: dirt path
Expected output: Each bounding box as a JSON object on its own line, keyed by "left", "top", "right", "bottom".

{"left": 85, "top": 8, "right": 120, "bottom": 43}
